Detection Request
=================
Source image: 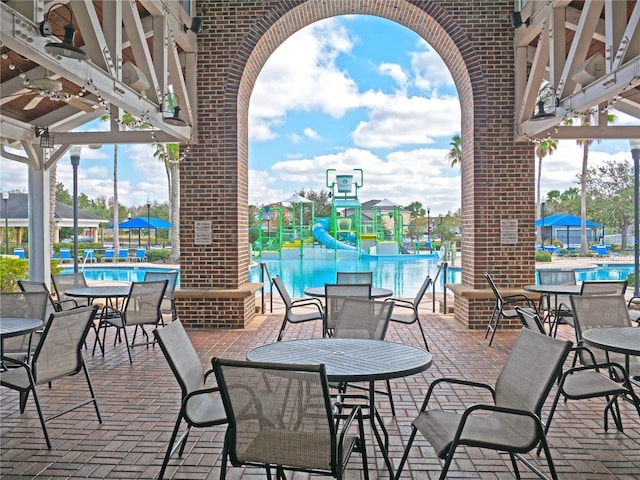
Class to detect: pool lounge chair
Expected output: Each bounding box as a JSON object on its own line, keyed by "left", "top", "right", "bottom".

{"left": 134, "top": 247, "right": 146, "bottom": 262}
{"left": 103, "top": 249, "right": 115, "bottom": 262}
{"left": 59, "top": 248, "right": 73, "bottom": 263}
{"left": 13, "top": 248, "right": 25, "bottom": 259}
{"left": 118, "top": 248, "right": 130, "bottom": 262}
{"left": 83, "top": 249, "right": 96, "bottom": 263}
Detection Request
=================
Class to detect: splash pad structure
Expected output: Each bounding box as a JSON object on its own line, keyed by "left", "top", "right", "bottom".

{"left": 254, "top": 168, "right": 438, "bottom": 260}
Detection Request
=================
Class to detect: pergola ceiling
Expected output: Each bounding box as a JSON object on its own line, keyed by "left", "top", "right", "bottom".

{"left": 516, "top": 0, "right": 640, "bottom": 140}
{"left": 1, "top": 0, "right": 639, "bottom": 166}
{"left": 1, "top": 0, "right": 198, "bottom": 168}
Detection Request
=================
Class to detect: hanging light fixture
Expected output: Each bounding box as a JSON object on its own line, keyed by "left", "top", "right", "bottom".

{"left": 161, "top": 92, "right": 190, "bottom": 127}
{"left": 183, "top": 17, "right": 204, "bottom": 34}
{"left": 35, "top": 126, "right": 54, "bottom": 148}
{"left": 39, "top": 3, "right": 89, "bottom": 61}
{"left": 530, "top": 85, "right": 557, "bottom": 121}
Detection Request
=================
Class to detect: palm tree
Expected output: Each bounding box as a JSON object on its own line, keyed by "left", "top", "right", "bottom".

{"left": 446, "top": 134, "right": 461, "bottom": 167}
{"left": 534, "top": 138, "right": 558, "bottom": 244}
{"left": 153, "top": 143, "right": 181, "bottom": 261}
{"left": 569, "top": 110, "right": 615, "bottom": 255}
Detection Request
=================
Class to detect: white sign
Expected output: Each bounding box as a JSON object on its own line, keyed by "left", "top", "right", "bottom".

{"left": 194, "top": 221, "right": 212, "bottom": 245}
{"left": 500, "top": 219, "right": 518, "bottom": 244}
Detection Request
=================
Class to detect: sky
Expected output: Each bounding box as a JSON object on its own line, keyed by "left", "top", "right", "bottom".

{"left": 1, "top": 15, "right": 638, "bottom": 217}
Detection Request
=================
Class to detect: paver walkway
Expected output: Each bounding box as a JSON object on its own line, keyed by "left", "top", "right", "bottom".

{"left": 1, "top": 291, "right": 639, "bottom": 479}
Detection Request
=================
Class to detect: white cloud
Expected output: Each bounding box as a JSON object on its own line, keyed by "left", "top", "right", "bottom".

{"left": 303, "top": 128, "right": 321, "bottom": 141}
{"left": 410, "top": 39, "right": 456, "bottom": 92}
{"left": 379, "top": 62, "right": 408, "bottom": 91}
{"left": 351, "top": 95, "right": 461, "bottom": 148}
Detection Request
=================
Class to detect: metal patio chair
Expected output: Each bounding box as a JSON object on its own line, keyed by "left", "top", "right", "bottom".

{"left": 98, "top": 280, "right": 167, "bottom": 363}
{"left": 384, "top": 275, "right": 432, "bottom": 350}
{"left": 395, "top": 328, "right": 572, "bottom": 480}
{"left": 272, "top": 276, "right": 324, "bottom": 341}
{"left": 143, "top": 270, "right": 179, "bottom": 322}
{"left": 0, "top": 291, "right": 49, "bottom": 362}
{"left": 0, "top": 306, "right": 101, "bottom": 449}
{"left": 51, "top": 272, "right": 90, "bottom": 306}
{"left": 212, "top": 358, "right": 369, "bottom": 480}
{"left": 484, "top": 272, "right": 538, "bottom": 346}
{"left": 537, "top": 269, "right": 576, "bottom": 335}
{"left": 324, "top": 283, "right": 372, "bottom": 337}
{"left": 336, "top": 271, "right": 373, "bottom": 284}
{"left": 153, "top": 320, "right": 227, "bottom": 480}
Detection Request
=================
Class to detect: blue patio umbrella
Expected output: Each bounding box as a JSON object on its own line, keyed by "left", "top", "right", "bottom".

{"left": 108, "top": 217, "right": 172, "bottom": 247}
{"left": 535, "top": 214, "right": 602, "bottom": 247}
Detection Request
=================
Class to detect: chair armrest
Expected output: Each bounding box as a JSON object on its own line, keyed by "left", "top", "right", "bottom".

{"left": 502, "top": 294, "right": 537, "bottom": 310}
{"left": 204, "top": 367, "right": 217, "bottom": 384}
{"left": 420, "top": 377, "right": 495, "bottom": 411}
{"left": 337, "top": 405, "right": 363, "bottom": 467}
{"left": 291, "top": 298, "right": 324, "bottom": 313}
{"left": 385, "top": 298, "right": 414, "bottom": 309}
{"left": 457, "top": 403, "right": 542, "bottom": 432}
{"left": 183, "top": 385, "right": 222, "bottom": 404}
{"left": 54, "top": 299, "right": 79, "bottom": 311}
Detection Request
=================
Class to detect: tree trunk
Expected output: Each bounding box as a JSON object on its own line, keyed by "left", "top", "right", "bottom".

{"left": 169, "top": 163, "right": 180, "bottom": 262}
{"left": 580, "top": 142, "right": 589, "bottom": 255}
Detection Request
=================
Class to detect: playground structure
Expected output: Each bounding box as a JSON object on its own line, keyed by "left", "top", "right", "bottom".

{"left": 253, "top": 169, "right": 435, "bottom": 259}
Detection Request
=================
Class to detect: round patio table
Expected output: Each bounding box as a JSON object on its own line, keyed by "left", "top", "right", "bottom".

{"left": 581, "top": 327, "right": 640, "bottom": 356}
{"left": 303, "top": 286, "right": 393, "bottom": 298}
{"left": 247, "top": 338, "right": 431, "bottom": 477}
{"left": 65, "top": 286, "right": 131, "bottom": 355}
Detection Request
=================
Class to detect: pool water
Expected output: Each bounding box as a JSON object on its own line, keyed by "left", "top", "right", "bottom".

{"left": 66, "top": 262, "right": 636, "bottom": 299}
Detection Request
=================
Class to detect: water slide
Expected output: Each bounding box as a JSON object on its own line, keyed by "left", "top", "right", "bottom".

{"left": 312, "top": 218, "right": 363, "bottom": 252}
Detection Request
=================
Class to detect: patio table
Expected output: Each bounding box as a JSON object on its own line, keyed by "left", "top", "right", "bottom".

{"left": 65, "top": 286, "right": 131, "bottom": 355}
{"left": 247, "top": 338, "right": 432, "bottom": 477}
{"left": 303, "top": 286, "right": 393, "bottom": 298}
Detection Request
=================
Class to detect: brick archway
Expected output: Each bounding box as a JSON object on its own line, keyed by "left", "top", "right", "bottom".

{"left": 177, "top": 0, "right": 535, "bottom": 330}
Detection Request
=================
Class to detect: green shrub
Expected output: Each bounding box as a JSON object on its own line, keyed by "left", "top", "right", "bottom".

{"left": 146, "top": 248, "right": 171, "bottom": 262}
{"left": 535, "top": 250, "right": 552, "bottom": 262}
{"left": 628, "top": 273, "right": 636, "bottom": 287}
{"left": 0, "top": 256, "right": 29, "bottom": 292}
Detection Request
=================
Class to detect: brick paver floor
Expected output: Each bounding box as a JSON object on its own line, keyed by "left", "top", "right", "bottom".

{"left": 1, "top": 295, "right": 639, "bottom": 479}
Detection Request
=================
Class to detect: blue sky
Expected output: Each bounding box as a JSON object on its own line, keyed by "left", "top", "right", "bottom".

{"left": 1, "top": 15, "right": 637, "bottom": 216}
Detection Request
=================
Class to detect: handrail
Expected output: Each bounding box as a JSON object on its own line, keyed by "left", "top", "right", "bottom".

{"left": 260, "top": 262, "right": 274, "bottom": 313}
{"left": 431, "top": 261, "right": 448, "bottom": 313}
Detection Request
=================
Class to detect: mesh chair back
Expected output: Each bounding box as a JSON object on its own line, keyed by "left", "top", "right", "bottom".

{"left": 122, "top": 280, "right": 168, "bottom": 327}
{"left": 144, "top": 270, "right": 178, "bottom": 313}
{"left": 336, "top": 272, "right": 373, "bottom": 284}
{"left": 0, "top": 291, "right": 49, "bottom": 357}
{"left": 272, "top": 276, "right": 293, "bottom": 309}
{"left": 51, "top": 273, "right": 88, "bottom": 304}
{"left": 579, "top": 280, "right": 627, "bottom": 296}
{"left": 325, "top": 283, "right": 372, "bottom": 332}
{"left": 484, "top": 272, "right": 506, "bottom": 308}
{"left": 570, "top": 294, "right": 633, "bottom": 365}
{"left": 18, "top": 281, "right": 58, "bottom": 320}
{"left": 31, "top": 306, "right": 97, "bottom": 385}
{"left": 213, "top": 359, "right": 336, "bottom": 471}
{"left": 153, "top": 320, "right": 207, "bottom": 396}
{"left": 538, "top": 269, "right": 576, "bottom": 285}
{"left": 515, "top": 306, "right": 546, "bottom": 334}
{"left": 334, "top": 297, "right": 393, "bottom": 340}
{"left": 412, "top": 275, "right": 432, "bottom": 307}
{"left": 495, "top": 328, "right": 572, "bottom": 416}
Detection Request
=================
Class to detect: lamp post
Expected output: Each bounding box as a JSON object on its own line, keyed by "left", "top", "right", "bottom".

{"left": 70, "top": 146, "right": 81, "bottom": 273}
{"left": 541, "top": 202, "right": 546, "bottom": 250}
{"left": 127, "top": 213, "right": 132, "bottom": 247}
{"left": 3, "top": 191, "right": 9, "bottom": 255}
{"left": 427, "top": 206, "right": 430, "bottom": 250}
{"left": 146, "top": 199, "right": 151, "bottom": 249}
{"left": 630, "top": 139, "right": 640, "bottom": 297}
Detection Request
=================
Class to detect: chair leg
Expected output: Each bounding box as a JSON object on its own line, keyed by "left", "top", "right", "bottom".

{"left": 121, "top": 326, "right": 133, "bottom": 364}
{"left": 385, "top": 379, "right": 396, "bottom": 417}
{"left": 509, "top": 453, "right": 520, "bottom": 479}
{"left": 276, "top": 318, "right": 288, "bottom": 342}
{"left": 357, "top": 409, "right": 369, "bottom": 480}
{"left": 438, "top": 443, "right": 459, "bottom": 480}
{"left": 394, "top": 425, "right": 418, "bottom": 479}
{"left": 82, "top": 364, "right": 102, "bottom": 423}
{"left": 28, "top": 384, "right": 52, "bottom": 449}
{"left": 158, "top": 415, "right": 185, "bottom": 480}
{"left": 487, "top": 310, "right": 502, "bottom": 346}
{"left": 415, "top": 317, "right": 430, "bottom": 351}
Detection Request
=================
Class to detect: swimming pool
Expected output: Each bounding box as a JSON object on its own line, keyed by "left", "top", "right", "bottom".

{"left": 65, "top": 262, "right": 636, "bottom": 299}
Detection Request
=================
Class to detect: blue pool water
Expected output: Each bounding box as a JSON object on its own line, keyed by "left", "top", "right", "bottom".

{"left": 66, "top": 262, "right": 636, "bottom": 299}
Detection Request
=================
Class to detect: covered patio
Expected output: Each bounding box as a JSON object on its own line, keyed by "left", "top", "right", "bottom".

{"left": 1, "top": 297, "right": 639, "bottom": 479}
